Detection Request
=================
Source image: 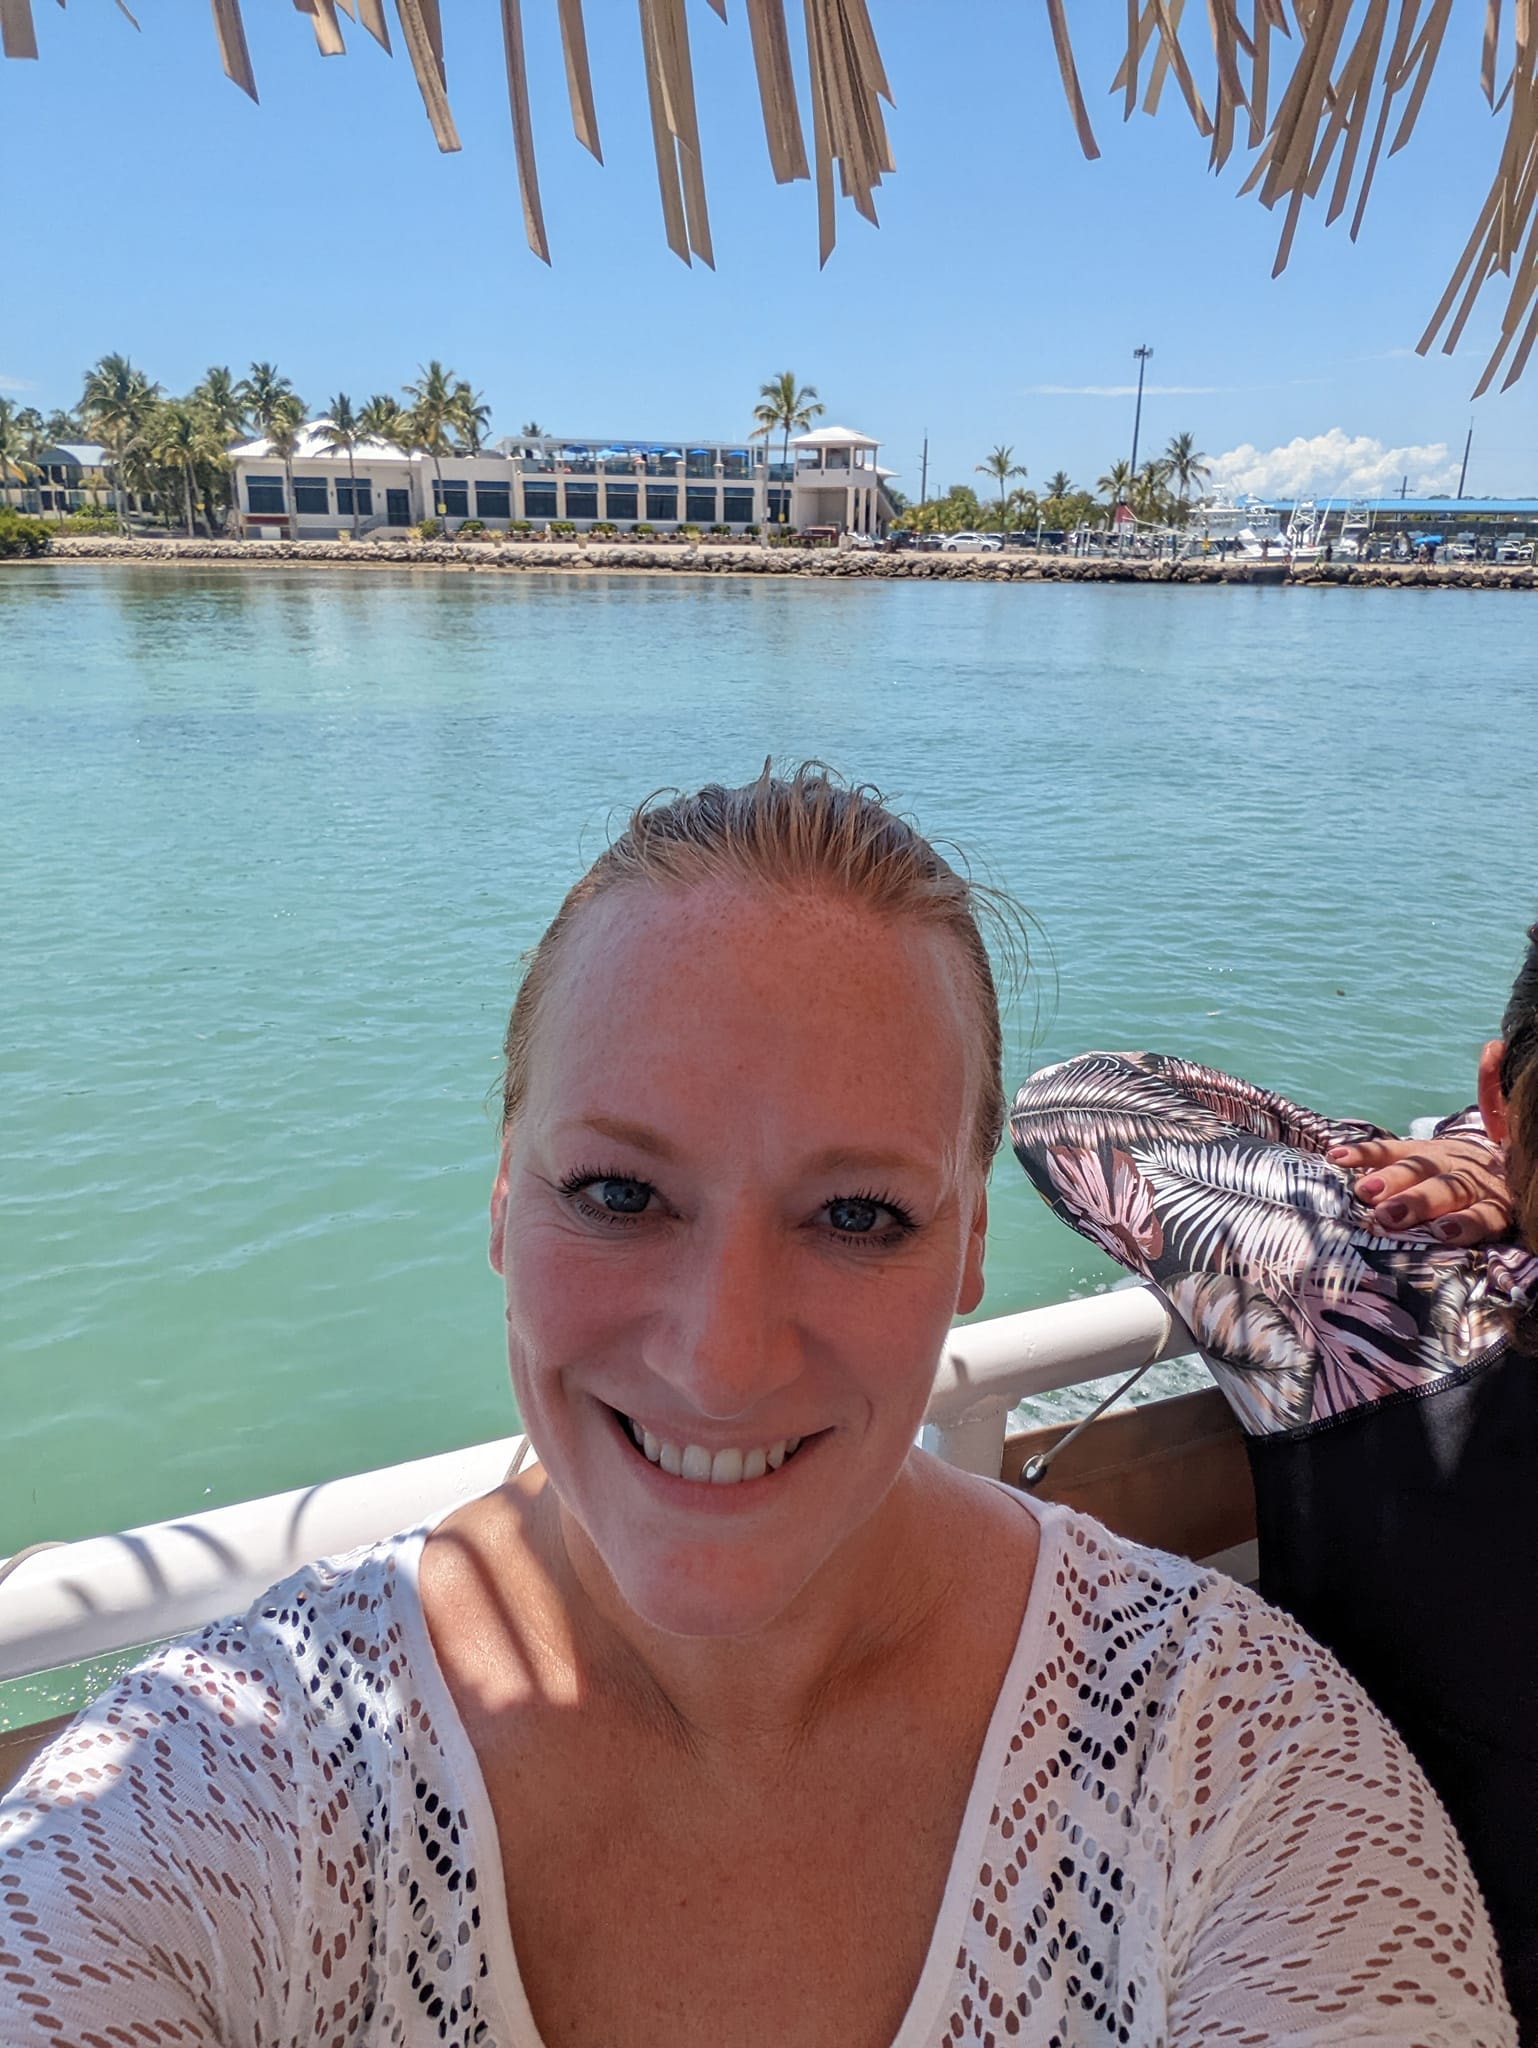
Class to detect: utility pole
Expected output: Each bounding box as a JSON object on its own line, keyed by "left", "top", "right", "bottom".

{"left": 1457, "top": 422, "right": 1473, "bottom": 499}
{"left": 1128, "top": 344, "right": 1153, "bottom": 493}
{"left": 919, "top": 431, "right": 929, "bottom": 505}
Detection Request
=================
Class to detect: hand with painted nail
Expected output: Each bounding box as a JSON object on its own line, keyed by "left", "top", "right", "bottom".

{"left": 1325, "top": 1134, "right": 1513, "bottom": 1244}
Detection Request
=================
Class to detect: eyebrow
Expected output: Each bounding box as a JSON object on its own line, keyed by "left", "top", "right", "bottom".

{"left": 801, "top": 1146, "right": 935, "bottom": 1180}
{"left": 558, "top": 1114, "right": 683, "bottom": 1162}
{"left": 558, "top": 1117, "right": 933, "bottom": 1180}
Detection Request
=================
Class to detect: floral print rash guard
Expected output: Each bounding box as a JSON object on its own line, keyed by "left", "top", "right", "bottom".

{"left": 1010, "top": 1050, "right": 1538, "bottom": 1436}
{"left": 1010, "top": 1050, "right": 1538, "bottom": 2035}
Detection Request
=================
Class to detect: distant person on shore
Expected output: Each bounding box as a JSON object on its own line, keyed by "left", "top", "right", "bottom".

{"left": 1012, "top": 921, "right": 1538, "bottom": 2034}
{"left": 0, "top": 769, "right": 1512, "bottom": 2046}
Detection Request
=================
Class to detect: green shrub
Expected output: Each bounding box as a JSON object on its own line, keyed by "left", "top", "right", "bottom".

{"left": 592, "top": 521, "right": 617, "bottom": 537}
{"left": 708, "top": 523, "right": 731, "bottom": 537}
{"left": 0, "top": 509, "right": 52, "bottom": 558}
{"left": 743, "top": 524, "right": 761, "bottom": 537}
{"left": 57, "top": 507, "right": 118, "bottom": 535}
{"left": 457, "top": 518, "right": 486, "bottom": 537}
{"left": 511, "top": 519, "right": 532, "bottom": 534}
{"left": 550, "top": 520, "right": 576, "bottom": 536}
{"left": 634, "top": 522, "right": 654, "bottom": 537}
{"left": 680, "top": 523, "right": 701, "bottom": 540}
{"left": 414, "top": 517, "right": 442, "bottom": 540}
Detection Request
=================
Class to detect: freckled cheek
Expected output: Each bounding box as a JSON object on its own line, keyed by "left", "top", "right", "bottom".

{"left": 500, "top": 1222, "right": 661, "bottom": 1382}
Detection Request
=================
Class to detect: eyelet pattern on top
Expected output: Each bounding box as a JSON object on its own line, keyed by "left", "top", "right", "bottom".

{"left": 0, "top": 1511, "right": 1513, "bottom": 2046}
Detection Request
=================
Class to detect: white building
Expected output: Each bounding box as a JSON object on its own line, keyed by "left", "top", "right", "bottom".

{"left": 230, "top": 423, "right": 897, "bottom": 539}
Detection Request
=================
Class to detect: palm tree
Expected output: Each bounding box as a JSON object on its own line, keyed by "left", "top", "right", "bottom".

{"left": 12, "top": 408, "right": 47, "bottom": 511}
{"left": 1163, "top": 431, "right": 1210, "bottom": 523}
{"left": 0, "top": 398, "right": 31, "bottom": 510}
{"left": 80, "top": 353, "right": 161, "bottom": 532}
{"left": 358, "top": 394, "right": 408, "bottom": 449}
{"left": 238, "top": 361, "right": 301, "bottom": 434}
{"left": 1096, "top": 458, "right": 1133, "bottom": 508}
{"left": 191, "top": 367, "right": 249, "bottom": 532}
{"left": 520, "top": 419, "right": 546, "bottom": 437}
{"left": 403, "top": 360, "right": 467, "bottom": 513}
{"left": 193, "top": 366, "right": 248, "bottom": 446}
{"left": 44, "top": 407, "right": 81, "bottom": 446}
{"left": 976, "top": 444, "right": 1027, "bottom": 534}
{"left": 317, "top": 393, "right": 365, "bottom": 536}
{"left": 148, "top": 400, "right": 211, "bottom": 536}
{"left": 752, "top": 372, "right": 823, "bottom": 528}
{"left": 454, "top": 381, "right": 492, "bottom": 454}
{"left": 1008, "top": 485, "right": 1040, "bottom": 531}
{"left": 399, "top": 358, "right": 473, "bottom": 509}
{"left": 263, "top": 394, "right": 306, "bottom": 540}
{"left": 1134, "top": 457, "right": 1173, "bottom": 523}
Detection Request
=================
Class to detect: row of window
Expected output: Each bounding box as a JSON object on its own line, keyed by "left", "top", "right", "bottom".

{"left": 247, "top": 471, "right": 770, "bottom": 520}
{"left": 247, "top": 476, "right": 376, "bottom": 515}
{"left": 247, "top": 475, "right": 766, "bottom": 524}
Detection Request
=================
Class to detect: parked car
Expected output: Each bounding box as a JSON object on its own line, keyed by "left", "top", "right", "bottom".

{"left": 1443, "top": 542, "right": 1478, "bottom": 563}
{"left": 940, "top": 532, "right": 1002, "bottom": 552}
{"left": 1495, "top": 535, "right": 1535, "bottom": 563}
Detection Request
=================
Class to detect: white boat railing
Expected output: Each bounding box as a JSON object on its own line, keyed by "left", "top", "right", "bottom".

{"left": 0, "top": 1284, "right": 1195, "bottom": 1686}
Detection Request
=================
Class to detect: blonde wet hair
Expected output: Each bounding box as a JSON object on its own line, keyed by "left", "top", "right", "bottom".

{"left": 500, "top": 762, "right": 1024, "bottom": 1171}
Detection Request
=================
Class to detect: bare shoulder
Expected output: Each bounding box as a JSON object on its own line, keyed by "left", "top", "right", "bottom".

{"left": 419, "top": 1475, "right": 569, "bottom": 1712}
{"left": 904, "top": 1453, "right": 1042, "bottom": 1625}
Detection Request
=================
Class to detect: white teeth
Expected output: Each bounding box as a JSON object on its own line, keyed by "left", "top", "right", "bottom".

{"left": 621, "top": 1415, "right": 806, "bottom": 1486}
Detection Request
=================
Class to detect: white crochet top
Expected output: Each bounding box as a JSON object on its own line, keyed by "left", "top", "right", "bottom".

{"left": 0, "top": 1497, "right": 1513, "bottom": 2046}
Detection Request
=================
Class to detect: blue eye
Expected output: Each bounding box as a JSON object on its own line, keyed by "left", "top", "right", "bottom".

{"left": 828, "top": 1197, "right": 882, "bottom": 1234}
{"left": 557, "top": 1167, "right": 657, "bottom": 1221}
{"left": 824, "top": 1194, "right": 917, "bottom": 1239}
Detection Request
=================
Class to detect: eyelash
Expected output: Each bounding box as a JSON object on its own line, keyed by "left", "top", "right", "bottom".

{"left": 555, "top": 1168, "right": 919, "bottom": 1245}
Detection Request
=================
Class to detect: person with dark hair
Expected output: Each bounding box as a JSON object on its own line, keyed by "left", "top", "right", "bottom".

{"left": 0, "top": 771, "right": 1512, "bottom": 2045}
{"left": 1012, "top": 917, "right": 1538, "bottom": 2037}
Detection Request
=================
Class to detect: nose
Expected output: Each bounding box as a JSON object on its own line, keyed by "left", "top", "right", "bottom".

{"left": 646, "top": 1207, "right": 802, "bottom": 1421}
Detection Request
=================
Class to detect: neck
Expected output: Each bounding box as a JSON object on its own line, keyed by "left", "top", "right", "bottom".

{"left": 528, "top": 1457, "right": 961, "bottom": 1763}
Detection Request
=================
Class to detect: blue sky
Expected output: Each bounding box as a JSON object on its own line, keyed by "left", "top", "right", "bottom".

{"left": 5, "top": 4, "right": 1534, "bottom": 498}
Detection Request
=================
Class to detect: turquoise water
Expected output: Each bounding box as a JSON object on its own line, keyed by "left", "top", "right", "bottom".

{"left": 5, "top": 565, "right": 1536, "bottom": 1578}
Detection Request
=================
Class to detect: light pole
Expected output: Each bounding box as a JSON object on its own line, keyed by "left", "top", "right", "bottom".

{"left": 1128, "top": 344, "right": 1153, "bottom": 487}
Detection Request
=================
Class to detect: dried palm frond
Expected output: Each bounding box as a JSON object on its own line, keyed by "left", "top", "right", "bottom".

{"left": 4, "top": 1, "right": 1533, "bottom": 387}
{"left": 1085, "top": 0, "right": 1538, "bottom": 393}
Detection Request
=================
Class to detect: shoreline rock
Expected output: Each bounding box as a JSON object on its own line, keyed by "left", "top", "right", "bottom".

{"left": 10, "top": 535, "right": 1536, "bottom": 592}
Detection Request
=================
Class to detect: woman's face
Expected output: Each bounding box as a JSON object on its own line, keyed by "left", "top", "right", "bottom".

{"left": 491, "top": 879, "right": 989, "bottom": 1637}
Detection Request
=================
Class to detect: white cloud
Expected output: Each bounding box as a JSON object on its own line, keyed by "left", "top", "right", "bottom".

{"left": 0, "top": 371, "right": 35, "bottom": 392}
{"left": 1208, "top": 427, "right": 1459, "bottom": 498}
{"left": 1026, "top": 382, "right": 1223, "bottom": 397}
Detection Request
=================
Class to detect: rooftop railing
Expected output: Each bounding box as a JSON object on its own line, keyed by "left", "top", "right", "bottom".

{"left": 0, "top": 1285, "right": 1194, "bottom": 1686}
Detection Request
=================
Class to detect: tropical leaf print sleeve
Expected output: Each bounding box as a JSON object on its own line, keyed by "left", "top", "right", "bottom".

{"left": 1010, "top": 1052, "right": 1511, "bottom": 1435}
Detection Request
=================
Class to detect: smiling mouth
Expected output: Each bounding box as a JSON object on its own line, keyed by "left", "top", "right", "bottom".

{"left": 611, "top": 1409, "right": 808, "bottom": 1486}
